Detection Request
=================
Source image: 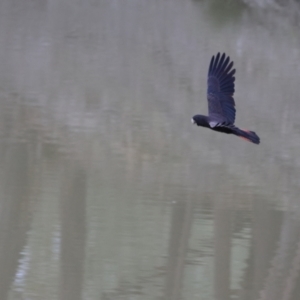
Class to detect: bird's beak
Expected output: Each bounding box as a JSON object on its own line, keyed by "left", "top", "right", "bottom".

{"left": 191, "top": 118, "right": 195, "bottom": 124}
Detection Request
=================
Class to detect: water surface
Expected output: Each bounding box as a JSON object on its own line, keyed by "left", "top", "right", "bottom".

{"left": 0, "top": 0, "right": 300, "bottom": 299}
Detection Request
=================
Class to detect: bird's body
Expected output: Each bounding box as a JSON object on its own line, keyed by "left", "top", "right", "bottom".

{"left": 192, "top": 53, "right": 260, "bottom": 144}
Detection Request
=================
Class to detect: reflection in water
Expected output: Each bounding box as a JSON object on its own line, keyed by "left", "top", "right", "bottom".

{"left": 165, "top": 195, "right": 195, "bottom": 300}
{"left": 214, "top": 198, "right": 232, "bottom": 300}
{"left": 0, "top": 144, "right": 32, "bottom": 300}
{"left": 0, "top": 0, "right": 299, "bottom": 300}
{"left": 60, "top": 165, "right": 87, "bottom": 300}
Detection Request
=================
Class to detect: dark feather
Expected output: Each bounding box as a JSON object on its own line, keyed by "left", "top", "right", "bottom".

{"left": 207, "top": 53, "right": 236, "bottom": 124}
{"left": 192, "top": 52, "right": 260, "bottom": 145}
{"left": 211, "top": 124, "right": 260, "bottom": 144}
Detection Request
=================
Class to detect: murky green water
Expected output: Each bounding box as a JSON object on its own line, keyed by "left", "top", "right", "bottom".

{"left": 0, "top": 0, "right": 300, "bottom": 299}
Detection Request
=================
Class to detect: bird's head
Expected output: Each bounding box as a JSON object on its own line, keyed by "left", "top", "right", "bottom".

{"left": 191, "top": 115, "right": 210, "bottom": 128}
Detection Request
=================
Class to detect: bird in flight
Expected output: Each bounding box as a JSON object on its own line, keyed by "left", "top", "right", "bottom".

{"left": 191, "top": 53, "right": 260, "bottom": 144}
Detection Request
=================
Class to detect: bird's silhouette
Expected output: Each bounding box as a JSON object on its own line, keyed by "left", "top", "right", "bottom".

{"left": 191, "top": 53, "right": 260, "bottom": 144}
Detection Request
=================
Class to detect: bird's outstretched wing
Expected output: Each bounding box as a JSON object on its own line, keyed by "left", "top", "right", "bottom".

{"left": 207, "top": 53, "right": 236, "bottom": 125}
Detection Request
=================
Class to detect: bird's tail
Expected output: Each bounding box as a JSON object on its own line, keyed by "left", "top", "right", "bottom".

{"left": 233, "top": 127, "right": 260, "bottom": 144}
